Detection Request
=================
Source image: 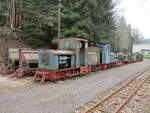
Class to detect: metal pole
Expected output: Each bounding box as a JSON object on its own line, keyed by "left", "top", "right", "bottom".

{"left": 57, "top": 0, "right": 61, "bottom": 49}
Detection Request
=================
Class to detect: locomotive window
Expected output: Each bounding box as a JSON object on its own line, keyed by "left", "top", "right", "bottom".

{"left": 58, "top": 55, "right": 71, "bottom": 69}
{"left": 79, "top": 42, "right": 83, "bottom": 49}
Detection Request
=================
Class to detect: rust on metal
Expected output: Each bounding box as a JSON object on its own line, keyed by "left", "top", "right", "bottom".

{"left": 114, "top": 74, "right": 150, "bottom": 113}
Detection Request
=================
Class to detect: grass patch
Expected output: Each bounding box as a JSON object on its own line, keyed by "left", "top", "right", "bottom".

{"left": 27, "top": 80, "right": 41, "bottom": 86}
{"left": 27, "top": 80, "right": 53, "bottom": 88}
{"left": 69, "top": 112, "right": 75, "bottom": 113}
{"left": 143, "top": 55, "right": 150, "bottom": 58}
{"left": 0, "top": 39, "right": 6, "bottom": 43}
{"left": 78, "top": 105, "right": 86, "bottom": 110}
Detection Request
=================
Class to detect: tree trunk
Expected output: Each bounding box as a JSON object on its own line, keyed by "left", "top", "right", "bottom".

{"left": 8, "top": 0, "right": 23, "bottom": 31}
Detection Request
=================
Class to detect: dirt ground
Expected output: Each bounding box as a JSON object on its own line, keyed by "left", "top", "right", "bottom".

{"left": 0, "top": 76, "right": 26, "bottom": 92}
{"left": 0, "top": 59, "right": 150, "bottom": 113}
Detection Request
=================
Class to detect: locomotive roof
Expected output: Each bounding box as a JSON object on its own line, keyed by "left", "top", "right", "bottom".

{"left": 41, "top": 50, "right": 75, "bottom": 55}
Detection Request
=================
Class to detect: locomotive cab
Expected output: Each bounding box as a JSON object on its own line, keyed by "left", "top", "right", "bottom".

{"left": 59, "top": 38, "right": 88, "bottom": 68}
{"left": 96, "top": 44, "right": 111, "bottom": 64}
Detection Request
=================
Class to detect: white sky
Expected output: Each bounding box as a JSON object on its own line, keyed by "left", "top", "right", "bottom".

{"left": 118, "top": 0, "right": 150, "bottom": 39}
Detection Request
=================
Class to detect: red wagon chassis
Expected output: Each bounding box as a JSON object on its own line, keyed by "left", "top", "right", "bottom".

{"left": 33, "top": 66, "right": 91, "bottom": 84}
{"left": 32, "top": 58, "right": 143, "bottom": 84}
{"left": 111, "top": 61, "right": 123, "bottom": 67}
{"left": 32, "top": 62, "right": 124, "bottom": 84}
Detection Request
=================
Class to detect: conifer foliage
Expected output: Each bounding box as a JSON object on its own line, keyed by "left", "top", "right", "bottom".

{"left": 0, "top": 0, "right": 117, "bottom": 48}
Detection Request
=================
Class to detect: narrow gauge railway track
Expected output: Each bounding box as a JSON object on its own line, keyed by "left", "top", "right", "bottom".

{"left": 81, "top": 67, "right": 150, "bottom": 113}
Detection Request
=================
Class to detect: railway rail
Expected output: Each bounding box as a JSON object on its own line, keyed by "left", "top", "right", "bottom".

{"left": 80, "top": 67, "right": 150, "bottom": 113}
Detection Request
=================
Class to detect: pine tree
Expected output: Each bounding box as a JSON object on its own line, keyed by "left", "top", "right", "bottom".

{"left": 1, "top": 0, "right": 117, "bottom": 48}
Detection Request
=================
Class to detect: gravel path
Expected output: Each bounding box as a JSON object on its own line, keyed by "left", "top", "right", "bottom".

{"left": 0, "top": 59, "right": 150, "bottom": 113}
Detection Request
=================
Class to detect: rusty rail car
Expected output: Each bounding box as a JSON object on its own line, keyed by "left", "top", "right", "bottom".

{"left": 0, "top": 48, "right": 39, "bottom": 77}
